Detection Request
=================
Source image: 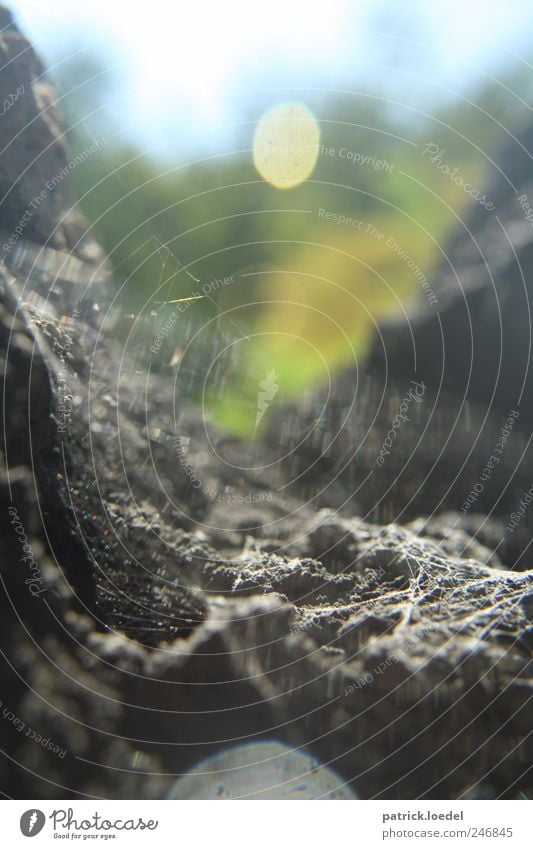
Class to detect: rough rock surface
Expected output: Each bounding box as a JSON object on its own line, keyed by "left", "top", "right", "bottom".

{"left": 0, "top": 6, "right": 107, "bottom": 260}
{"left": 1, "top": 259, "right": 531, "bottom": 799}
{"left": 0, "top": 10, "right": 531, "bottom": 801}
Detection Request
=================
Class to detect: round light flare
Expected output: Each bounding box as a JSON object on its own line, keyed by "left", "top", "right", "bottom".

{"left": 253, "top": 102, "right": 320, "bottom": 190}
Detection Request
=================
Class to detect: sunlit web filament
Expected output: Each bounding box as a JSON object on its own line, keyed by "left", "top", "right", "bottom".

{"left": 153, "top": 295, "right": 206, "bottom": 305}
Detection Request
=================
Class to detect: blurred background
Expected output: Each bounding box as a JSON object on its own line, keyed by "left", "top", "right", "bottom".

{"left": 9, "top": 0, "right": 533, "bottom": 435}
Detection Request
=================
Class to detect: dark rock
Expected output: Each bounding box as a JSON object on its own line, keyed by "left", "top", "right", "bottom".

{"left": 368, "top": 122, "right": 533, "bottom": 424}
{"left": 0, "top": 5, "right": 106, "bottom": 260}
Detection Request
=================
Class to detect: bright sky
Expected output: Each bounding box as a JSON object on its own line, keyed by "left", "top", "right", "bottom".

{"left": 8, "top": 0, "right": 533, "bottom": 156}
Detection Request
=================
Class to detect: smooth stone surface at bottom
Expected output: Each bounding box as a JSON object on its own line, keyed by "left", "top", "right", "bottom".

{"left": 169, "top": 741, "right": 357, "bottom": 799}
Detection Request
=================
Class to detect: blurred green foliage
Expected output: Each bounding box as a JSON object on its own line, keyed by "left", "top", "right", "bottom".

{"left": 54, "top": 61, "right": 532, "bottom": 433}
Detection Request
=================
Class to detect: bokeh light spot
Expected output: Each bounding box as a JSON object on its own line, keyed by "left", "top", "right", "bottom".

{"left": 253, "top": 102, "right": 320, "bottom": 190}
